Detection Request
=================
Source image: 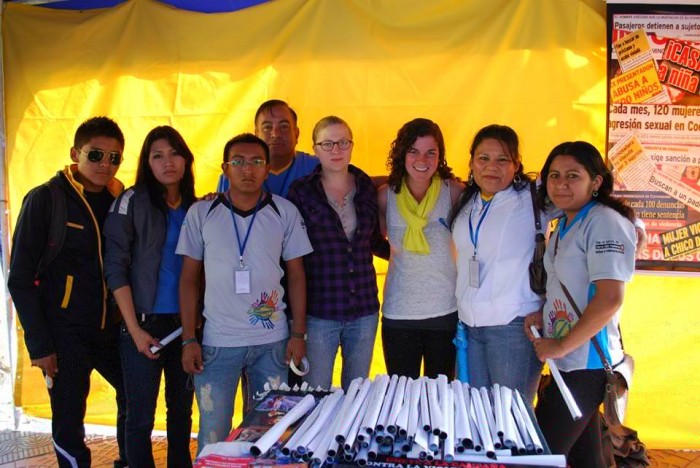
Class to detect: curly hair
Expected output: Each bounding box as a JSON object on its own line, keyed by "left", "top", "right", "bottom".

{"left": 537, "top": 141, "right": 634, "bottom": 221}
{"left": 385, "top": 118, "right": 455, "bottom": 193}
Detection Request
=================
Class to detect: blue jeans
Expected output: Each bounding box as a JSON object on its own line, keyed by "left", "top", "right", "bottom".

{"left": 466, "top": 317, "right": 543, "bottom": 406}
{"left": 194, "top": 339, "right": 287, "bottom": 453}
{"left": 304, "top": 313, "right": 378, "bottom": 391}
{"left": 119, "top": 316, "right": 193, "bottom": 468}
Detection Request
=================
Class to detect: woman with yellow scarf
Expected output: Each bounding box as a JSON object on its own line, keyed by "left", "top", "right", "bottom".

{"left": 377, "top": 118, "right": 464, "bottom": 379}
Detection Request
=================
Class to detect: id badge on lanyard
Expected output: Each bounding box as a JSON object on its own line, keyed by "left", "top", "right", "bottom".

{"left": 235, "top": 260, "right": 251, "bottom": 294}
{"left": 468, "top": 256, "right": 480, "bottom": 288}
{"left": 468, "top": 197, "right": 492, "bottom": 288}
{"left": 228, "top": 192, "right": 263, "bottom": 294}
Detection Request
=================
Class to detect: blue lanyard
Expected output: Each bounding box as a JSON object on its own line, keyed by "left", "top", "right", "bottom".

{"left": 227, "top": 192, "right": 263, "bottom": 267}
{"left": 468, "top": 197, "right": 493, "bottom": 254}
{"left": 264, "top": 156, "right": 295, "bottom": 195}
{"left": 558, "top": 200, "right": 596, "bottom": 239}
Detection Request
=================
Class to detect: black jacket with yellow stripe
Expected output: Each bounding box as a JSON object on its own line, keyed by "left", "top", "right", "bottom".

{"left": 8, "top": 165, "right": 124, "bottom": 360}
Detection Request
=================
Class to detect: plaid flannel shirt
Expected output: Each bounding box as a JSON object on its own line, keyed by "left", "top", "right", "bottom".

{"left": 287, "top": 164, "right": 389, "bottom": 321}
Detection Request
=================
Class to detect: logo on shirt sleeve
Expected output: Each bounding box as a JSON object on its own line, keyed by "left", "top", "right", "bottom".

{"left": 594, "top": 239, "right": 625, "bottom": 254}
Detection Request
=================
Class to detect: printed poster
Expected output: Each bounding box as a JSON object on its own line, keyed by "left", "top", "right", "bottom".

{"left": 607, "top": 3, "right": 700, "bottom": 270}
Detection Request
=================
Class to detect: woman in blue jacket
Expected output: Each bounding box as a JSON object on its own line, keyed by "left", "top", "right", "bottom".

{"left": 104, "top": 126, "right": 196, "bottom": 468}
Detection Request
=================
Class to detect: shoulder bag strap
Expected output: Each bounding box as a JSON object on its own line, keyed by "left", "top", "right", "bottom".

{"left": 529, "top": 181, "right": 541, "bottom": 231}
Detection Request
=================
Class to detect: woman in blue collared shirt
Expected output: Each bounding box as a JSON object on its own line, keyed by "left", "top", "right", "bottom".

{"left": 104, "top": 126, "right": 196, "bottom": 468}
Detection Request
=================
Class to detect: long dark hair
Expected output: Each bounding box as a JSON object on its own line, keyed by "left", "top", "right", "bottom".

{"left": 385, "top": 118, "right": 455, "bottom": 193}
{"left": 135, "top": 126, "right": 196, "bottom": 213}
{"left": 449, "top": 124, "right": 531, "bottom": 229}
{"left": 537, "top": 141, "right": 634, "bottom": 221}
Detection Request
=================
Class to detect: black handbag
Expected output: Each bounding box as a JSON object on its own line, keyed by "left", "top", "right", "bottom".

{"left": 528, "top": 181, "right": 547, "bottom": 294}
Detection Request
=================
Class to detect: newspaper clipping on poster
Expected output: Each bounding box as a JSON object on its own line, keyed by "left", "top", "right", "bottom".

{"left": 608, "top": 7, "right": 700, "bottom": 269}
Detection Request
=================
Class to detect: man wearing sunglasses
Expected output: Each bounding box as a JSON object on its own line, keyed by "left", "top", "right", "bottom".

{"left": 8, "top": 116, "right": 128, "bottom": 468}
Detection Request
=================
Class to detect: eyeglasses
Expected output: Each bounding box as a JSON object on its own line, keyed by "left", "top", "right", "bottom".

{"left": 78, "top": 148, "right": 123, "bottom": 166}
{"left": 315, "top": 139, "right": 353, "bottom": 151}
{"left": 225, "top": 158, "right": 268, "bottom": 168}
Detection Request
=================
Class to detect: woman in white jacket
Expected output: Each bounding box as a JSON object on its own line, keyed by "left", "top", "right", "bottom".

{"left": 450, "top": 124, "right": 545, "bottom": 404}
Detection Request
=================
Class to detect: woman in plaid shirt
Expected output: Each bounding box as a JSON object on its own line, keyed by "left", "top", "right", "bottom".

{"left": 287, "top": 116, "right": 389, "bottom": 390}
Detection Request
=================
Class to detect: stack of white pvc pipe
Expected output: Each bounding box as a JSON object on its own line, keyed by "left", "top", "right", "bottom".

{"left": 252, "top": 375, "right": 564, "bottom": 466}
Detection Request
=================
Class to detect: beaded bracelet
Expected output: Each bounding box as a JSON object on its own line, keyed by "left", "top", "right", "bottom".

{"left": 181, "top": 337, "right": 198, "bottom": 347}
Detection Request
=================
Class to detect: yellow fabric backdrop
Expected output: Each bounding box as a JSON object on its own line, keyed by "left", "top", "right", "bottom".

{"left": 3, "top": 0, "right": 698, "bottom": 449}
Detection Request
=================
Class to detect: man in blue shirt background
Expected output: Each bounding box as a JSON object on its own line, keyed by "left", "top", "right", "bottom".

{"left": 216, "top": 100, "right": 319, "bottom": 197}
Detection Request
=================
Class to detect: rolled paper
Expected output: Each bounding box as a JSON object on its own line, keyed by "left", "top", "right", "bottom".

{"left": 312, "top": 396, "right": 348, "bottom": 463}
{"left": 500, "top": 386, "right": 517, "bottom": 449}
{"left": 426, "top": 378, "right": 443, "bottom": 436}
{"left": 479, "top": 386, "right": 500, "bottom": 449}
{"left": 295, "top": 391, "right": 343, "bottom": 454}
{"left": 405, "top": 378, "right": 421, "bottom": 441}
{"left": 467, "top": 399, "right": 482, "bottom": 451}
{"left": 250, "top": 393, "right": 317, "bottom": 457}
{"left": 428, "top": 431, "right": 440, "bottom": 452}
{"left": 419, "top": 378, "right": 432, "bottom": 433}
{"left": 380, "top": 433, "right": 393, "bottom": 446}
{"left": 413, "top": 416, "right": 429, "bottom": 451}
{"left": 344, "top": 391, "right": 371, "bottom": 452}
{"left": 149, "top": 326, "right": 182, "bottom": 354}
{"left": 376, "top": 374, "right": 399, "bottom": 432}
{"left": 386, "top": 375, "right": 408, "bottom": 434}
{"left": 326, "top": 440, "right": 340, "bottom": 458}
{"left": 361, "top": 374, "right": 390, "bottom": 437}
{"left": 330, "top": 378, "right": 361, "bottom": 445}
{"left": 375, "top": 431, "right": 385, "bottom": 444}
{"left": 443, "top": 388, "right": 455, "bottom": 462}
{"left": 368, "top": 436, "right": 380, "bottom": 460}
{"left": 282, "top": 395, "right": 324, "bottom": 455}
{"left": 513, "top": 419, "right": 526, "bottom": 454}
{"left": 454, "top": 321, "right": 469, "bottom": 383}
{"left": 492, "top": 384, "right": 505, "bottom": 440}
{"left": 437, "top": 375, "right": 449, "bottom": 439}
{"left": 514, "top": 389, "right": 544, "bottom": 454}
{"left": 530, "top": 325, "right": 582, "bottom": 420}
{"left": 355, "top": 444, "right": 370, "bottom": 467}
{"left": 395, "top": 379, "right": 411, "bottom": 437}
{"left": 337, "top": 378, "right": 372, "bottom": 444}
{"left": 305, "top": 405, "right": 334, "bottom": 458}
{"left": 510, "top": 393, "right": 534, "bottom": 452}
{"left": 451, "top": 381, "right": 471, "bottom": 448}
{"left": 470, "top": 388, "right": 495, "bottom": 459}
{"left": 463, "top": 382, "right": 476, "bottom": 449}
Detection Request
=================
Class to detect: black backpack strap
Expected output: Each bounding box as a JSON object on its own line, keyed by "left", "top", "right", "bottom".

{"left": 36, "top": 180, "right": 66, "bottom": 276}
{"left": 529, "top": 180, "right": 542, "bottom": 231}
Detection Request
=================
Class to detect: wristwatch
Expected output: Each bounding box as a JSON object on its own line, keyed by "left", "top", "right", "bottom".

{"left": 291, "top": 331, "right": 308, "bottom": 341}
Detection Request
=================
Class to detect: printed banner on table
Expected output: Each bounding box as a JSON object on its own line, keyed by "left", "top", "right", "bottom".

{"left": 607, "top": 3, "right": 700, "bottom": 270}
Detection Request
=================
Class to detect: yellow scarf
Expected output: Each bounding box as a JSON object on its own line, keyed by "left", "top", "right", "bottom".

{"left": 396, "top": 176, "right": 441, "bottom": 255}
